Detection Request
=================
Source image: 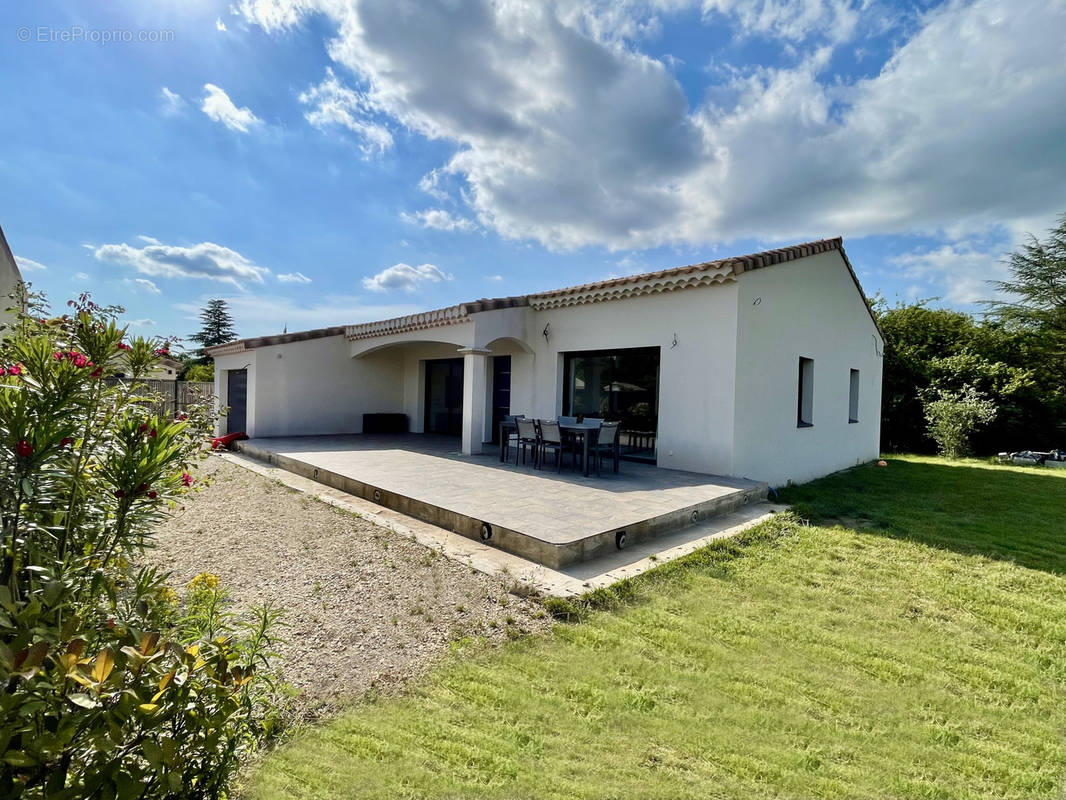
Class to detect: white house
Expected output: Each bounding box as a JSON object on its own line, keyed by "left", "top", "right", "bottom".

{"left": 208, "top": 238, "right": 883, "bottom": 486}
{"left": 0, "top": 224, "right": 25, "bottom": 330}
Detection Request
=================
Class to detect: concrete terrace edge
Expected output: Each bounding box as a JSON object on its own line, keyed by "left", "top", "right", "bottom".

{"left": 233, "top": 439, "right": 768, "bottom": 568}
{"left": 217, "top": 451, "right": 785, "bottom": 598}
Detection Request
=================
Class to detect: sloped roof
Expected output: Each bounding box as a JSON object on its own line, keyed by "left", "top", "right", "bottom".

{"left": 207, "top": 237, "right": 878, "bottom": 354}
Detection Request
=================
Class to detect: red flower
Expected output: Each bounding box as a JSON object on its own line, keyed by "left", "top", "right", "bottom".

{"left": 15, "top": 440, "right": 32, "bottom": 458}
{"left": 114, "top": 489, "right": 126, "bottom": 499}
{"left": 147, "top": 490, "right": 158, "bottom": 500}
{"left": 71, "top": 353, "right": 87, "bottom": 368}
{"left": 181, "top": 472, "right": 194, "bottom": 487}
{"left": 176, "top": 413, "right": 188, "bottom": 422}
{"left": 138, "top": 423, "right": 148, "bottom": 434}
{"left": 60, "top": 436, "right": 74, "bottom": 447}
{"left": 154, "top": 348, "right": 169, "bottom": 357}
{"left": 53, "top": 352, "right": 62, "bottom": 360}
{"left": 148, "top": 428, "right": 157, "bottom": 439}
{"left": 117, "top": 342, "right": 131, "bottom": 351}
{"left": 90, "top": 367, "right": 103, "bottom": 378}
{"left": 3, "top": 365, "right": 20, "bottom": 376}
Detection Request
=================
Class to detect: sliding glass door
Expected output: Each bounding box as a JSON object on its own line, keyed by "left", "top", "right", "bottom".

{"left": 424, "top": 358, "right": 464, "bottom": 436}
{"left": 563, "top": 347, "right": 660, "bottom": 462}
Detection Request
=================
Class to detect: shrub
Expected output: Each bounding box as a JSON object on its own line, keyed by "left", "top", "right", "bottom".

{"left": 0, "top": 296, "right": 278, "bottom": 799}
{"left": 921, "top": 385, "right": 998, "bottom": 458}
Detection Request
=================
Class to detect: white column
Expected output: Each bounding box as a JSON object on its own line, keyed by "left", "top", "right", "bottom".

{"left": 459, "top": 348, "right": 491, "bottom": 455}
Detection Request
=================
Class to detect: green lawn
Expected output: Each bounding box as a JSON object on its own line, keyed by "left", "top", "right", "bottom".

{"left": 250, "top": 456, "right": 1066, "bottom": 800}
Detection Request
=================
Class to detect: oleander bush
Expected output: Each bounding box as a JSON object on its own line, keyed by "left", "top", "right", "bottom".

{"left": 0, "top": 295, "right": 279, "bottom": 799}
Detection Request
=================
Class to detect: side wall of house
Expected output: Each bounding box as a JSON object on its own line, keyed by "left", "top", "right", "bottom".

{"left": 731, "top": 251, "right": 883, "bottom": 486}
{"left": 522, "top": 284, "right": 740, "bottom": 476}
{"left": 213, "top": 335, "right": 403, "bottom": 437}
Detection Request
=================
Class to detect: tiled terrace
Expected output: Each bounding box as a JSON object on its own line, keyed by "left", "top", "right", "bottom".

{"left": 235, "top": 434, "right": 767, "bottom": 568}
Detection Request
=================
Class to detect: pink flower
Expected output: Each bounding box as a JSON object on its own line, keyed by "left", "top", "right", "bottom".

{"left": 71, "top": 353, "right": 87, "bottom": 368}
{"left": 15, "top": 440, "right": 33, "bottom": 458}
{"left": 4, "top": 365, "right": 21, "bottom": 376}
{"left": 60, "top": 437, "right": 74, "bottom": 447}
{"left": 90, "top": 367, "right": 103, "bottom": 378}
{"left": 53, "top": 352, "right": 62, "bottom": 360}
{"left": 154, "top": 348, "right": 169, "bottom": 357}
{"left": 181, "top": 472, "right": 194, "bottom": 487}
{"left": 117, "top": 342, "right": 131, "bottom": 351}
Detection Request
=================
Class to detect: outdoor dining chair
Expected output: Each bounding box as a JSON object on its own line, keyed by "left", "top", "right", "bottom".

{"left": 515, "top": 418, "right": 539, "bottom": 467}
{"left": 590, "top": 420, "right": 621, "bottom": 475}
{"left": 501, "top": 414, "right": 524, "bottom": 461}
{"left": 537, "top": 419, "right": 566, "bottom": 472}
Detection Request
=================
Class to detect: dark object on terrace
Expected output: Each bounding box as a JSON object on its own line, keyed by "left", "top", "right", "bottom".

{"left": 515, "top": 418, "right": 539, "bottom": 466}
{"left": 362, "top": 413, "right": 408, "bottom": 434}
{"left": 589, "top": 420, "right": 621, "bottom": 475}
{"left": 537, "top": 419, "right": 566, "bottom": 472}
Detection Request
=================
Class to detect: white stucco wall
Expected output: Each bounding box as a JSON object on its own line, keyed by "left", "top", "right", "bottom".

{"left": 0, "top": 227, "right": 24, "bottom": 333}
{"left": 520, "top": 284, "right": 741, "bottom": 475}
{"left": 214, "top": 335, "right": 403, "bottom": 437}
{"left": 731, "top": 251, "right": 883, "bottom": 486}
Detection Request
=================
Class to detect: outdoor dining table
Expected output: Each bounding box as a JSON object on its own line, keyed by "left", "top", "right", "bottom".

{"left": 498, "top": 420, "right": 603, "bottom": 477}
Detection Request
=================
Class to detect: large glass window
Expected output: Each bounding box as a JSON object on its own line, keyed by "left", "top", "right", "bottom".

{"left": 563, "top": 347, "right": 660, "bottom": 461}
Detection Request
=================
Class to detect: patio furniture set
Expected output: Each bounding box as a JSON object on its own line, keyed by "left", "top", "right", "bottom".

{"left": 498, "top": 416, "right": 621, "bottom": 477}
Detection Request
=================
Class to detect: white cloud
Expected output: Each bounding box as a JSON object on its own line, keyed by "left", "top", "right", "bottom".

{"left": 400, "top": 209, "right": 478, "bottom": 233}
{"left": 94, "top": 237, "right": 269, "bottom": 289}
{"left": 160, "top": 87, "right": 186, "bottom": 117}
{"left": 201, "top": 84, "right": 262, "bottom": 133}
{"left": 125, "top": 277, "right": 162, "bottom": 294}
{"left": 485, "top": 274, "right": 504, "bottom": 282}
{"left": 362, "top": 263, "right": 452, "bottom": 293}
{"left": 14, "top": 255, "right": 47, "bottom": 272}
{"left": 277, "top": 271, "right": 312, "bottom": 283}
{"left": 892, "top": 242, "right": 1010, "bottom": 306}
{"left": 72, "top": 272, "right": 89, "bottom": 281}
{"left": 700, "top": 0, "right": 862, "bottom": 44}
{"left": 216, "top": 17, "right": 228, "bottom": 31}
{"left": 299, "top": 68, "right": 393, "bottom": 155}
{"left": 239, "top": 0, "right": 1066, "bottom": 254}
{"left": 127, "top": 318, "right": 157, "bottom": 328}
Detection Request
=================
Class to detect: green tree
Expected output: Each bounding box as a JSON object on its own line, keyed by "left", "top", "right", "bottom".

{"left": 985, "top": 214, "right": 1066, "bottom": 382}
{"left": 0, "top": 296, "right": 277, "bottom": 798}
{"left": 922, "top": 385, "right": 998, "bottom": 458}
{"left": 181, "top": 362, "right": 215, "bottom": 383}
{"left": 874, "top": 298, "right": 1060, "bottom": 454}
{"left": 188, "top": 299, "right": 237, "bottom": 353}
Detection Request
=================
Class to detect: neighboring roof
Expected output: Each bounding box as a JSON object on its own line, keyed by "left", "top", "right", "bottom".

{"left": 207, "top": 237, "right": 878, "bottom": 354}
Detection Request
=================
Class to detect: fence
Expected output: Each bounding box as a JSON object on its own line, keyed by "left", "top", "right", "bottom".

{"left": 104, "top": 379, "right": 215, "bottom": 418}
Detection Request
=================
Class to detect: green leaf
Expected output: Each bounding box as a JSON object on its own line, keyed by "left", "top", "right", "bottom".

{"left": 68, "top": 693, "right": 100, "bottom": 709}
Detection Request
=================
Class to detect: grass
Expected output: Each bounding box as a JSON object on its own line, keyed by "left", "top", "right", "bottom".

{"left": 250, "top": 456, "right": 1066, "bottom": 800}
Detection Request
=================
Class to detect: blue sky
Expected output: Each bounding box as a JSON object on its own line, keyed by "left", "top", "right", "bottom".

{"left": 2, "top": 0, "right": 1064, "bottom": 342}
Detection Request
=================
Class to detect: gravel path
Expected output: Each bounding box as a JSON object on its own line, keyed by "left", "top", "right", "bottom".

{"left": 150, "top": 456, "right": 550, "bottom": 719}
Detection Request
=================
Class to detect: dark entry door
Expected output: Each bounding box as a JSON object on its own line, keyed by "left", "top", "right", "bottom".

{"left": 226, "top": 369, "right": 247, "bottom": 434}
{"left": 424, "top": 358, "right": 463, "bottom": 436}
{"left": 490, "top": 355, "right": 511, "bottom": 443}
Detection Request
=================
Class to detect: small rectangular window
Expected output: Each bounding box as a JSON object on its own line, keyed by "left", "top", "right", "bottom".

{"left": 797, "top": 357, "right": 814, "bottom": 427}
{"left": 849, "top": 369, "right": 860, "bottom": 423}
